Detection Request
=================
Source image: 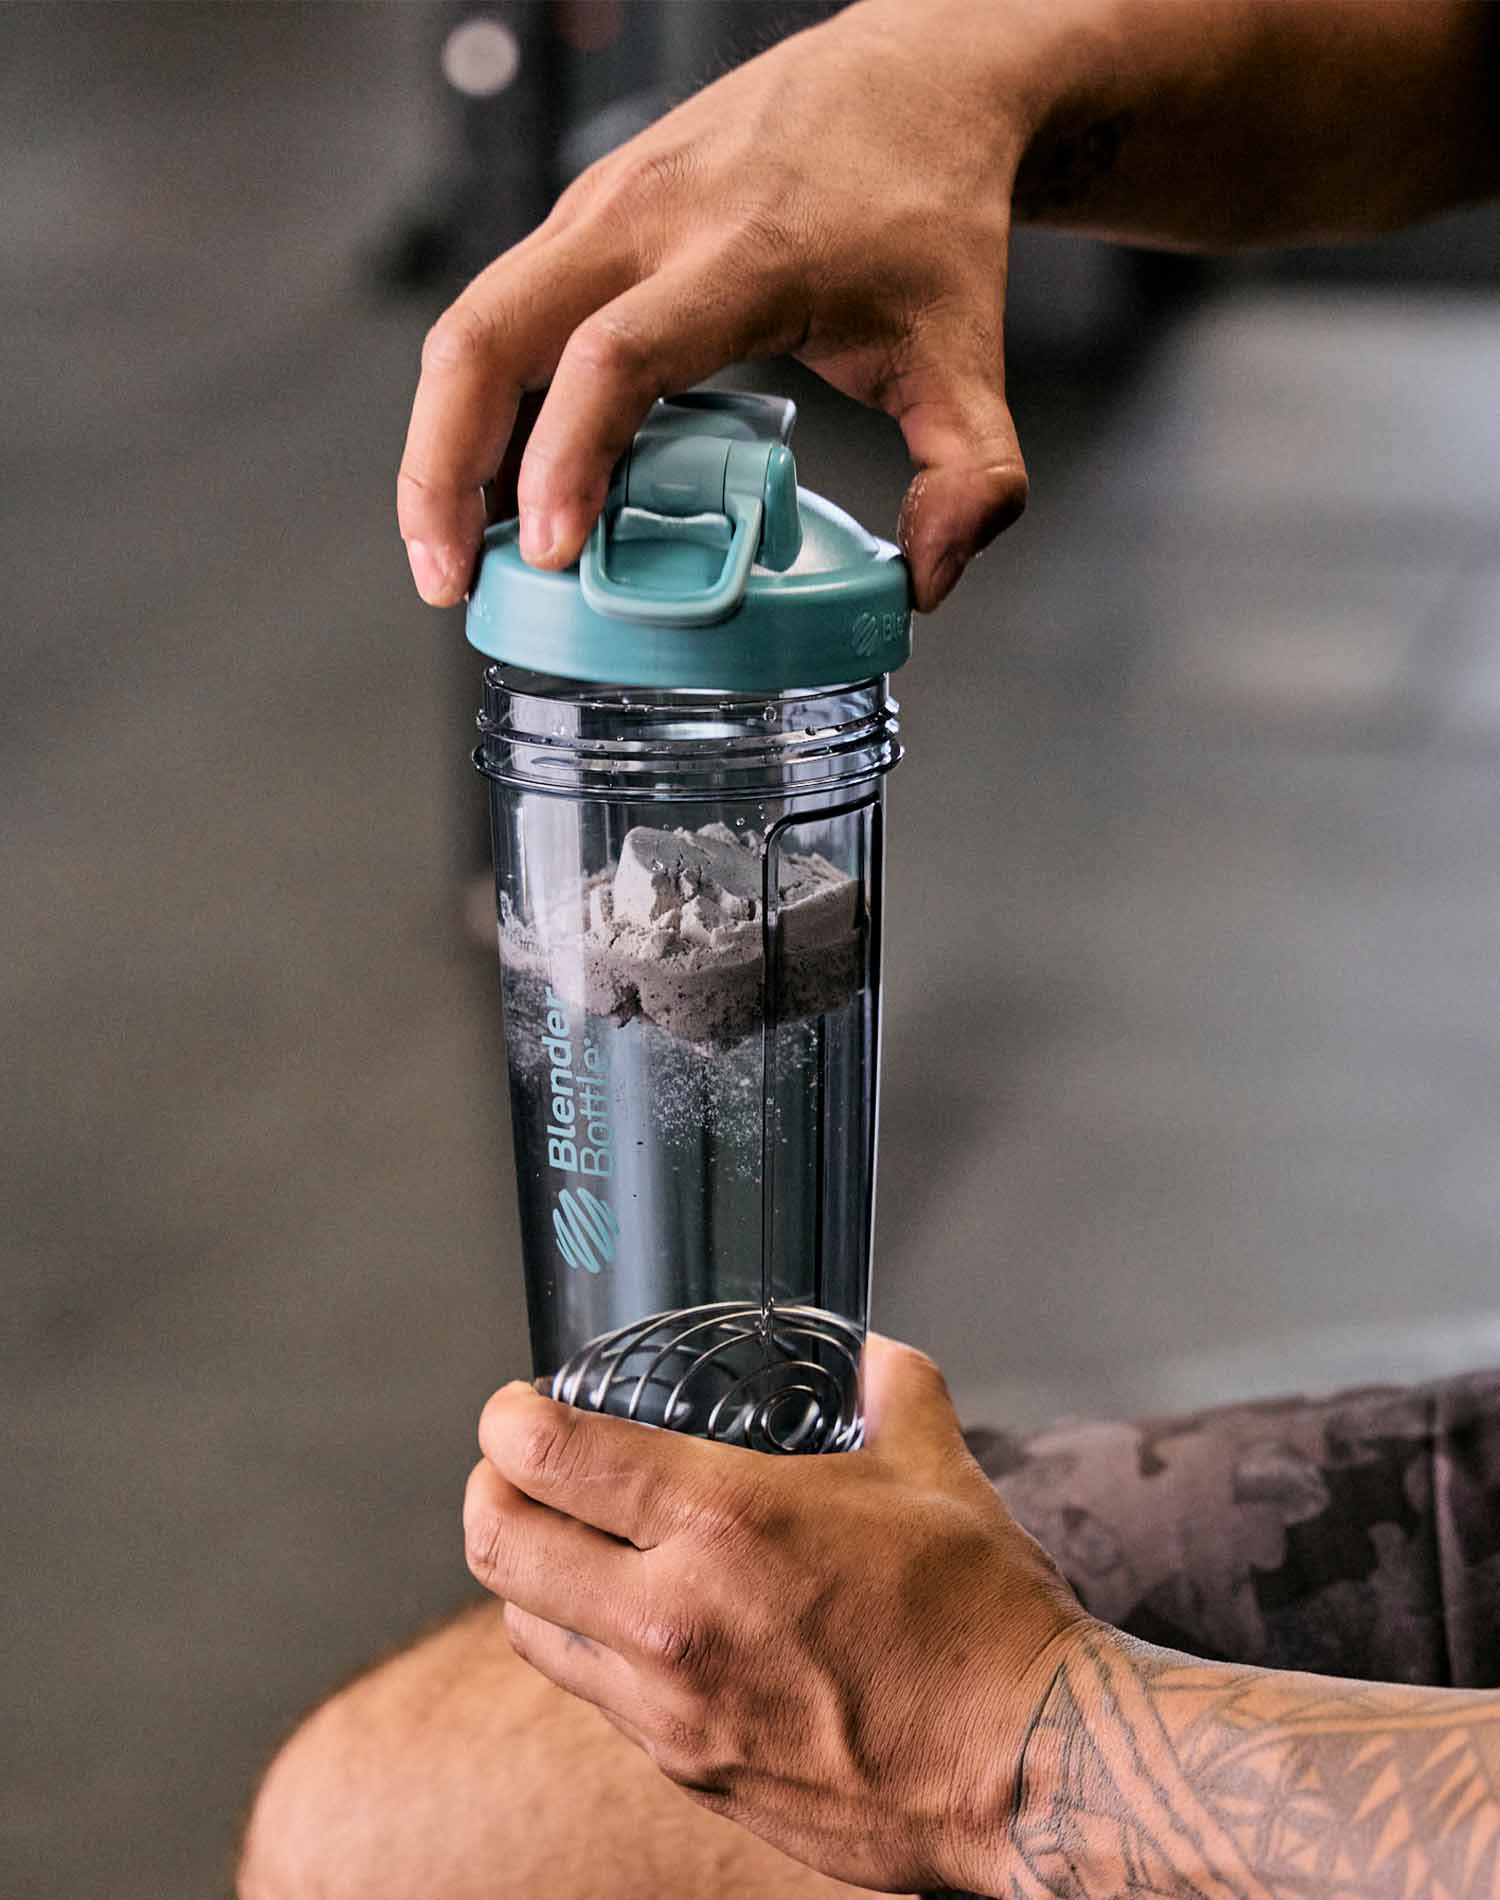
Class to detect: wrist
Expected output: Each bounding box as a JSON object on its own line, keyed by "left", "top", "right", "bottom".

{"left": 983, "top": 1623, "right": 1243, "bottom": 1897}
{"left": 843, "top": 0, "right": 1057, "bottom": 176}
{"left": 847, "top": 0, "right": 1168, "bottom": 230}
{"left": 932, "top": 1609, "right": 1105, "bottom": 1897}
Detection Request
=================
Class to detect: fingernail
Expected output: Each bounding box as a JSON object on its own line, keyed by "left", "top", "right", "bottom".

{"left": 520, "top": 510, "right": 557, "bottom": 566}
{"left": 406, "top": 538, "right": 452, "bottom": 603}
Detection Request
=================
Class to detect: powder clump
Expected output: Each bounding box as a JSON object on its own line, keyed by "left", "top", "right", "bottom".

{"left": 500, "top": 822, "right": 859, "bottom": 1047}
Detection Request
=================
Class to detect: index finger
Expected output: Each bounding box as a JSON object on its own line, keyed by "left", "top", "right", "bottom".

{"left": 397, "top": 225, "right": 637, "bottom": 604}
{"left": 463, "top": 1456, "right": 641, "bottom": 1644}
{"left": 479, "top": 1382, "right": 757, "bottom": 1548}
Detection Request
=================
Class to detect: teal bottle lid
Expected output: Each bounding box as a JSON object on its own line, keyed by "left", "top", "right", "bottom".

{"left": 465, "top": 391, "right": 912, "bottom": 692}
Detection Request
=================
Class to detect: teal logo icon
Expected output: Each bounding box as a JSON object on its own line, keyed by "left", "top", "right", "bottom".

{"left": 553, "top": 1186, "right": 619, "bottom": 1275}
{"left": 850, "top": 608, "right": 903, "bottom": 656}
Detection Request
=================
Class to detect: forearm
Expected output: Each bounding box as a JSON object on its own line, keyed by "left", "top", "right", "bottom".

{"left": 1005, "top": 1622, "right": 1500, "bottom": 1897}
{"left": 862, "top": 0, "right": 1500, "bottom": 249}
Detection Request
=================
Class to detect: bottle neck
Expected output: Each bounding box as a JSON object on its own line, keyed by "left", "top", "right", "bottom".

{"left": 474, "top": 667, "right": 901, "bottom": 802}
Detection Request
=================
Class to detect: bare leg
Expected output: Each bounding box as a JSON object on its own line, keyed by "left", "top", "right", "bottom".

{"left": 238, "top": 1601, "right": 912, "bottom": 1900}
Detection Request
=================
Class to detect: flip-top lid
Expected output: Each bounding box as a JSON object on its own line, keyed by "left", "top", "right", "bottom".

{"left": 464, "top": 391, "right": 912, "bottom": 691}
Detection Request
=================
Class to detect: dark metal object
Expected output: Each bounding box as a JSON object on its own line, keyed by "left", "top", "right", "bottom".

{"left": 550, "top": 1301, "right": 864, "bottom": 1452}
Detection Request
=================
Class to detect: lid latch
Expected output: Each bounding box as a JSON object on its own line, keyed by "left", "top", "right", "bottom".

{"left": 579, "top": 394, "right": 803, "bottom": 627}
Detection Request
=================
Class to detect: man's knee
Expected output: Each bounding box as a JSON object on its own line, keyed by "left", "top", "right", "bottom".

{"left": 238, "top": 1678, "right": 364, "bottom": 1898}
{"left": 237, "top": 1606, "right": 519, "bottom": 1900}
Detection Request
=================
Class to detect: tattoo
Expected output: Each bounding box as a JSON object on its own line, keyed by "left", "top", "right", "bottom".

{"left": 1012, "top": 1630, "right": 1500, "bottom": 1897}
{"left": 1012, "top": 112, "right": 1133, "bottom": 222}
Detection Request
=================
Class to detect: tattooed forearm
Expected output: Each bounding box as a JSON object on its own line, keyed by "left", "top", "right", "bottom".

{"left": 1009, "top": 1628, "right": 1500, "bottom": 1897}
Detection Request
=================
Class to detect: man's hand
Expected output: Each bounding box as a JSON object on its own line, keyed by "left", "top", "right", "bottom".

{"left": 399, "top": 0, "right": 1034, "bottom": 616}
{"left": 399, "top": 0, "right": 1500, "bottom": 621}
{"left": 463, "top": 1336, "right": 1090, "bottom": 1896}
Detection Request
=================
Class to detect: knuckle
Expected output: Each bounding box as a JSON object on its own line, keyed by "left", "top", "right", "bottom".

{"left": 635, "top": 1608, "right": 717, "bottom": 1680}
{"left": 549, "top": 159, "right": 611, "bottom": 225}
{"left": 610, "top": 143, "right": 697, "bottom": 209}
{"left": 513, "top": 460, "right": 556, "bottom": 513}
{"left": 514, "top": 1411, "right": 581, "bottom": 1490}
{"left": 651, "top": 1743, "right": 697, "bottom": 1789}
{"left": 395, "top": 461, "right": 445, "bottom": 537}
{"left": 514, "top": 437, "right": 608, "bottom": 514}
{"left": 395, "top": 462, "right": 441, "bottom": 505}
{"left": 564, "top": 311, "right": 654, "bottom": 387}
{"left": 500, "top": 1602, "right": 534, "bottom": 1661}
{"left": 717, "top": 195, "right": 803, "bottom": 268}
{"left": 694, "top": 1471, "right": 772, "bottom": 1551}
{"left": 421, "top": 301, "right": 494, "bottom": 377}
{"left": 646, "top": 1710, "right": 716, "bottom": 1791}
{"left": 463, "top": 1507, "right": 510, "bottom": 1590}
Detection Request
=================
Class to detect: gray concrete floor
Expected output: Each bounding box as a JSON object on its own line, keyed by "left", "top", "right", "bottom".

{"left": 7, "top": 7, "right": 1500, "bottom": 1898}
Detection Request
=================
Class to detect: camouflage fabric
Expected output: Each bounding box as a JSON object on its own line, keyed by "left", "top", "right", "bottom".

{"left": 922, "top": 1371, "right": 1500, "bottom": 1900}
{"left": 966, "top": 1367, "right": 1500, "bottom": 1688}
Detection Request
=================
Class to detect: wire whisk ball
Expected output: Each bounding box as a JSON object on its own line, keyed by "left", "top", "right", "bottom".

{"left": 548, "top": 1302, "right": 865, "bottom": 1453}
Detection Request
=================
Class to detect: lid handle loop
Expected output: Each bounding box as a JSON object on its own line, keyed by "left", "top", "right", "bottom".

{"left": 579, "top": 395, "right": 803, "bottom": 628}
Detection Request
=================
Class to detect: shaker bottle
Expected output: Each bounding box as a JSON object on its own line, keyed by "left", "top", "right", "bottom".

{"left": 467, "top": 392, "right": 909, "bottom": 1453}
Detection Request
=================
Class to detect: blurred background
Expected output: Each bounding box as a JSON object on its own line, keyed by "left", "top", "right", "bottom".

{"left": 7, "top": 3, "right": 1500, "bottom": 1895}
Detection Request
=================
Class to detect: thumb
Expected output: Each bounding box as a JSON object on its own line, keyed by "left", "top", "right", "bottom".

{"left": 893, "top": 345, "right": 1028, "bottom": 613}
{"left": 861, "top": 1334, "right": 966, "bottom": 1468}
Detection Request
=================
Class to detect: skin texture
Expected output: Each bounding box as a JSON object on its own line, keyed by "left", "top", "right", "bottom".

{"left": 396, "top": 0, "right": 1500, "bottom": 614}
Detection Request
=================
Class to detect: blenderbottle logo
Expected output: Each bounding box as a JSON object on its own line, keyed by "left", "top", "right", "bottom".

{"left": 850, "top": 608, "right": 903, "bottom": 656}
{"left": 552, "top": 1186, "right": 619, "bottom": 1275}
{"left": 540, "top": 984, "right": 617, "bottom": 1272}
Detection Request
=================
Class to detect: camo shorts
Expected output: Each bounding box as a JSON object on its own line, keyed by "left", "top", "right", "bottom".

{"left": 967, "top": 1365, "right": 1500, "bottom": 1688}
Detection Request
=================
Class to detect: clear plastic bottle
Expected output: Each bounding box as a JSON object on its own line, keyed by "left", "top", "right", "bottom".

{"left": 466, "top": 393, "right": 910, "bottom": 1451}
